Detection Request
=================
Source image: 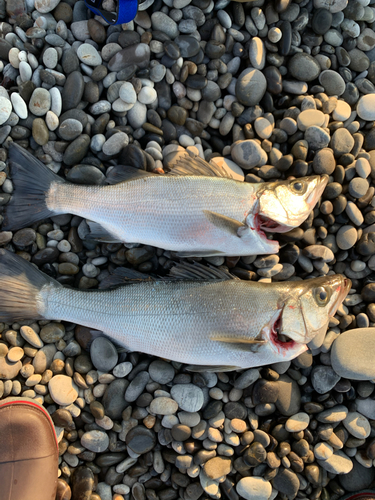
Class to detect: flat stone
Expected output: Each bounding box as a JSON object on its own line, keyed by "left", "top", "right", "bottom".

{"left": 81, "top": 430, "right": 109, "bottom": 453}
{"left": 89, "top": 337, "right": 118, "bottom": 372}
{"left": 271, "top": 468, "right": 299, "bottom": 498}
{"left": 0, "top": 356, "right": 21, "bottom": 379}
{"left": 357, "top": 94, "right": 375, "bottom": 121}
{"left": 311, "top": 365, "right": 341, "bottom": 394}
{"left": 48, "top": 374, "right": 78, "bottom": 405}
{"left": 102, "top": 379, "right": 128, "bottom": 420}
{"left": 288, "top": 53, "right": 321, "bottom": 81}
{"left": 32, "top": 344, "right": 56, "bottom": 373}
{"left": 29, "top": 88, "right": 51, "bottom": 116}
{"left": 297, "top": 109, "right": 325, "bottom": 131}
{"left": 343, "top": 412, "right": 371, "bottom": 439}
{"left": 339, "top": 459, "right": 375, "bottom": 492}
{"left": 20, "top": 325, "right": 43, "bottom": 348}
{"left": 236, "top": 477, "right": 272, "bottom": 500}
{"left": 171, "top": 384, "right": 204, "bottom": 412}
{"left": 275, "top": 375, "right": 301, "bottom": 416}
{"left": 231, "top": 140, "right": 263, "bottom": 169}
{"left": 235, "top": 68, "right": 266, "bottom": 107}
{"left": 149, "top": 360, "right": 175, "bottom": 384}
{"left": 305, "top": 126, "right": 330, "bottom": 150}
{"left": 317, "top": 450, "right": 353, "bottom": 474}
{"left": 204, "top": 457, "right": 231, "bottom": 480}
{"left": 77, "top": 43, "right": 102, "bottom": 66}
{"left": 285, "top": 412, "right": 310, "bottom": 432}
{"left": 108, "top": 44, "right": 150, "bottom": 73}
{"left": 331, "top": 329, "right": 375, "bottom": 380}
{"left": 126, "top": 426, "right": 156, "bottom": 454}
{"left": 150, "top": 397, "right": 178, "bottom": 415}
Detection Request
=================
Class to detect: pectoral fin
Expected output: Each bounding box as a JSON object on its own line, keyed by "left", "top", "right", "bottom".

{"left": 210, "top": 334, "right": 267, "bottom": 353}
{"left": 203, "top": 210, "right": 244, "bottom": 236}
{"left": 186, "top": 364, "right": 241, "bottom": 372}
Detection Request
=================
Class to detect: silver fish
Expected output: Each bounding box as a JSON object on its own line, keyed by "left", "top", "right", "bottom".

{"left": 3, "top": 144, "right": 328, "bottom": 257}
{"left": 0, "top": 250, "right": 350, "bottom": 371}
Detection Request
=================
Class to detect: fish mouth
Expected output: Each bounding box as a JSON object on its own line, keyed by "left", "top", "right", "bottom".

{"left": 328, "top": 277, "right": 352, "bottom": 317}
{"left": 269, "top": 312, "right": 297, "bottom": 351}
{"left": 256, "top": 214, "right": 294, "bottom": 234}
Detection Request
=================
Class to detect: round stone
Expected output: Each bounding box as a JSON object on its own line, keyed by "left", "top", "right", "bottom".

{"left": 231, "top": 140, "right": 263, "bottom": 169}
{"left": 43, "top": 47, "right": 58, "bottom": 69}
{"left": 149, "top": 397, "right": 178, "bottom": 415}
{"left": 48, "top": 374, "right": 78, "bottom": 405}
{"left": 235, "top": 68, "right": 267, "bottom": 107}
{"left": 331, "top": 328, "right": 375, "bottom": 380}
{"left": 311, "top": 365, "right": 340, "bottom": 394}
{"left": 10, "top": 93, "right": 27, "bottom": 119}
{"left": 81, "top": 430, "right": 109, "bottom": 453}
{"left": 297, "top": 109, "right": 325, "bottom": 131}
{"left": 357, "top": 94, "right": 375, "bottom": 121}
{"left": 138, "top": 87, "right": 157, "bottom": 105}
{"left": 77, "top": 44, "right": 102, "bottom": 66}
{"left": 90, "top": 338, "right": 118, "bottom": 372}
{"left": 126, "top": 426, "right": 156, "bottom": 454}
{"left": 29, "top": 88, "right": 51, "bottom": 116}
{"left": 331, "top": 128, "right": 354, "bottom": 156}
{"left": 148, "top": 360, "right": 175, "bottom": 384}
{"left": 332, "top": 100, "right": 351, "bottom": 121}
{"left": 0, "top": 97, "right": 12, "bottom": 125}
{"left": 204, "top": 457, "right": 232, "bottom": 480}
{"left": 254, "top": 117, "right": 272, "bottom": 139}
{"left": 314, "top": 442, "right": 333, "bottom": 460}
{"left": 285, "top": 412, "right": 310, "bottom": 432}
{"left": 304, "top": 126, "right": 330, "bottom": 150}
{"left": 336, "top": 225, "right": 357, "bottom": 250}
{"left": 318, "top": 69, "right": 345, "bottom": 96}
{"left": 288, "top": 53, "right": 321, "bottom": 81}
{"left": 171, "top": 384, "right": 204, "bottom": 412}
{"left": 317, "top": 451, "right": 353, "bottom": 474}
{"left": 343, "top": 412, "right": 371, "bottom": 439}
{"left": 349, "top": 177, "right": 369, "bottom": 198}
{"left": 236, "top": 477, "right": 272, "bottom": 500}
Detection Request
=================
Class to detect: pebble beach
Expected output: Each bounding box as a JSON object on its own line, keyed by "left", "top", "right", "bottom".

{"left": 2, "top": 0, "right": 375, "bottom": 498}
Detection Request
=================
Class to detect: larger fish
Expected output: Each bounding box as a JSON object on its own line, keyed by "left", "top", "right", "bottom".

{"left": 3, "top": 144, "right": 328, "bottom": 257}
{"left": 0, "top": 250, "right": 350, "bottom": 370}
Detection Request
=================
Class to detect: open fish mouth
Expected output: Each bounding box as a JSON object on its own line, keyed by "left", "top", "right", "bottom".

{"left": 269, "top": 312, "right": 296, "bottom": 351}
{"left": 256, "top": 214, "right": 293, "bottom": 234}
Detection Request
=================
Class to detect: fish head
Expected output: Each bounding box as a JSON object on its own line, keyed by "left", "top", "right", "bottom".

{"left": 277, "top": 274, "right": 351, "bottom": 345}
{"left": 256, "top": 175, "right": 328, "bottom": 233}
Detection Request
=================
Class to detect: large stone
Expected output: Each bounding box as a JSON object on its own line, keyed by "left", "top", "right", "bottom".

{"left": 235, "top": 68, "right": 267, "bottom": 106}
{"left": 331, "top": 328, "right": 375, "bottom": 380}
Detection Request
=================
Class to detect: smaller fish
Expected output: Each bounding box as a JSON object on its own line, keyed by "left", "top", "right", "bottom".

{"left": 0, "top": 250, "right": 350, "bottom": 371}
{"left": 3, "top": 144, "right": 328, "bottom": 257}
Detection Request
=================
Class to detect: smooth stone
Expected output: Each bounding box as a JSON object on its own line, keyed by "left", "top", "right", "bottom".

{"left": 63, "top": 135, "right": 90, "bottom": 166}
{"left": 32, "top": 118, "right": 49, "bottom": 145}
{"left": 317, "top": 450, "right": 353, "bottom": 474}
{"left": 108, "top": 44, "right": 150, "bottom": 72}
{"left": 20, "top": 325, "right": 43, "bottom": 348}
{"left": 33, "top": 344, "right": 56, "bottom": 373}
{"left": 171, "top": 384, "right": 204, "bottom": 412}
{"left": 150, "top": 397, "right": 178, "bottom": 415}
{"left": 275, "top": 375, "right": 301, "bottom": 416}
{"left": 343, "top": 412, "right": 371, "bottom": 439}
{"left": 10, "top": 93, "right": 27, "bottom": 119}
{"left": 40, "top": 323, "right": 65, "bottom": 343}
{"left": 151, "top": 12, "right": 179, "bottom": 38}
{"left": 235, "top": 68, "right": 267, "bottom": 107}
{"left": 81, "top": 430, "right": 109, "bottom": 453}
{"left": 61, "top": 71, "right": 84, "bottom": 112}
{"left": 29, "top": 88, "right": 51, "bottom": 116}
{"left": 72, "top": 467, "right": 94, "bottom": 500}
{"left": 304, "top": 126, "right": 330, "bottom": 150}
{"left": 58, "top": 119, "right": 83, "bottom": 141}
{"left": 102, "top": 379, "right": 128, "bottom": 420}
{"left": 297, "top": 109, "right": 325, "bottom": 131}
{"left": 336, "top": 225, "right": 357, "bottom": 250}
{"left": 77, "top": 43, "right": 102, "bottom": 66}
{"left": 149, "top": 360, "right": 175, "bottom": 384}
{"left": 0, "top": 357, "right": 21, "bottom": 379}
{"left": 126, "top": 426, "right": 156, "bottom": 454}
{"left": 0, "top": 97, "right": 12, "bottom": 126}
{"left": 285, "top": 412, "right": 310, "bottom": 432}
{"left": 231, "top": 140, "right": 263, "bottom": 169}
{"left": 319, "top": 69, "right": 345, "bottom": 96}
{"left": 90, "top": 337, "right": 118, "bottom": 372}
{"left": 48, "top": 374, "right": 78, "bottom": 405}
{"left": 204, "top": 457, "right": 231, "bottom": 480}
{"left": 127, "top": 101, "right": 147, "bottom": 129}
{"left": 331, "top": 328, "right": 375, "bottom": 380}
{"left": 271, "top": 468, "right": 299, "bottom": 498}
{"left": 35, "top": 0, "right": 60, "bottom": 13}
{"left": 316, "top": 405, "right": 348, "bottom": 423}
{"left": 236, "top": 477, "right": 272, "bottom": 500}
{"left": 357, "top": 94, "right": 375, "bottom": 121}
{"left": 339, "top": 459, "right": 375, "bottom": 492}
{"left": 288, "top": 53, "right": 321, "bottom": 81}
{"left": 311, "top": 365, "right": 341, "bottom": 394}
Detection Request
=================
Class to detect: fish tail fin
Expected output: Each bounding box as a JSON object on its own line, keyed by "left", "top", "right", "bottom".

{"left": 2, "top": 143, "right": 65, "bottom": 230}
{"left": 0, "top": 249, "right": 59, "bottom": 322}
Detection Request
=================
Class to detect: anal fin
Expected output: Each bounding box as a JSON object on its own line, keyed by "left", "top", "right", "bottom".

{"left": 186, "top": 364, "right": 241, "bottom": 372}
{"left": 85, "top": 221, "right": 122, "bottom": 243}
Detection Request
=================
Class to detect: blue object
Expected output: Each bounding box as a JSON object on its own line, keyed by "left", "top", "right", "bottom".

{"left": 85, "top": 0, "right": 138, "bottom": 25}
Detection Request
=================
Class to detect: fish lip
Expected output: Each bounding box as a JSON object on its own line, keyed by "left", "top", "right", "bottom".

{"left": 328, "top": 276, "right": 352, "bottom": 317}
{"left": 306, "top": 174, "right": 329, "bottom": 207}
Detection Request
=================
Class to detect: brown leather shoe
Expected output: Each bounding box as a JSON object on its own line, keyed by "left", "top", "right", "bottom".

{"left": 338, "top": 492, "right": 375, "bottom": 500}
{"left": 0, "top": 397, "right": 59, "bottom": 500}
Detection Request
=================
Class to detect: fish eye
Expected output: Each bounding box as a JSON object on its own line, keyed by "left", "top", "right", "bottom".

{"left": 290, "top": 180, "right": 307, "bottom": 195}
{"left": 314, "top": 286, "right": 330, "bottom": 307}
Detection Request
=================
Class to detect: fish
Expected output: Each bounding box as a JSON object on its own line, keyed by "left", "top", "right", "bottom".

{"left": 0, "top": 250, "right": 351, "bottom": 371}
{"left": 3, "top": 144, "right": 328, "bottom": 257}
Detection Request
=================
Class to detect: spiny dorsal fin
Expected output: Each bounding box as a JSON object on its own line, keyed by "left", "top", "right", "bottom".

{"left": 167, "top": 154, "right": 234, "bottom": 179}
{"left": 106, "top": 165, "right": 155, "bottom": 185}
{"left": 168, "top": 262, "right": 239, "bottom": 281}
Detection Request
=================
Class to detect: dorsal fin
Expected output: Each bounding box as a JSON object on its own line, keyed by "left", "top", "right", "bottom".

{"left": 167, "top": 154, "right": 234, "bottom": 179}
{"left": 168, "top": 262, "right": 239, "bottom": 281}
{"left": 99, "top": 267, "right": 155, "bottom": 289}
{"left": 106, "top": 166, "right": 155, "bottom": 185}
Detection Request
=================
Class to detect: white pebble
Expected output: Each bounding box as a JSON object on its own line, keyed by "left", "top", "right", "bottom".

{"left": 138, "top": 86, "right": 157, "bottom": 105}
{"left": 10, "top": 93, "right": 27, "bottom": 119}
